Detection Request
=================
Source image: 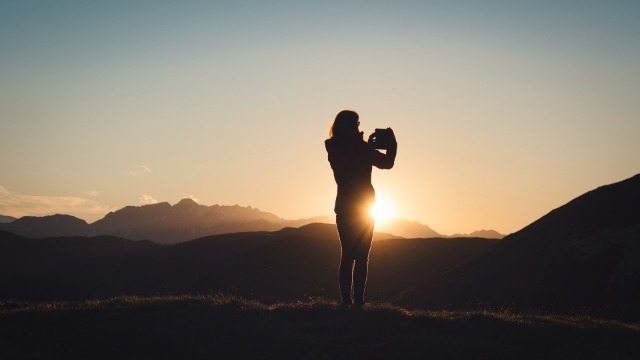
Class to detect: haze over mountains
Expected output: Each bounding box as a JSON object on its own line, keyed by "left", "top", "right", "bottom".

{"left": 0, "top": 198, "right": 501, "bottom": 243}
{"left": 1, "top": 173, "right": 638, "bottom": 319}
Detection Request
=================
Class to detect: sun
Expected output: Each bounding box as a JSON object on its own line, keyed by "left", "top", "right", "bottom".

{"left": 370, "top": 191, "right": 397, "bottom": 225}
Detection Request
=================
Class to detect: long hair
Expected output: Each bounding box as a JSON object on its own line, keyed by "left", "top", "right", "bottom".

{"left": 330, "top": 110, "right": 359, "bottom": 138}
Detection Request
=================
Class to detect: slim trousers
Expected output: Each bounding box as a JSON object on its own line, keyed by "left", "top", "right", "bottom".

{"left": 336, "top": 213, "right": 374, "bottom": 305}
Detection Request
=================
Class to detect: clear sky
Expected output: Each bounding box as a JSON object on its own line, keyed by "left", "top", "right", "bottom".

{"left": 1, "top": 0, "right": 639, "bottom": 234}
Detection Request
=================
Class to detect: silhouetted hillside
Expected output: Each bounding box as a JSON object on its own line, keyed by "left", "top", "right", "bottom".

{"left": 285, "top": 215, "right": 335, "bottom": 228}
{"left": 403, "top": 173, "right": 640, "bottom": 319}
{"left": 0, "top": 215, "right": 16, "bottom": 223}
{"left": 0, "top": 224, "right": 497, "bottom": 303}
{"left": 0, "top": 230, "right": 165, "bottom": 300}
{"left": 0, "top": 214, "right": 93, "bottom": 238}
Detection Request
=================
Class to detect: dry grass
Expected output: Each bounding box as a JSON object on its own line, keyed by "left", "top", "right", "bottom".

{"left": 1, "top": 294, "right": 639, "bottom": 359}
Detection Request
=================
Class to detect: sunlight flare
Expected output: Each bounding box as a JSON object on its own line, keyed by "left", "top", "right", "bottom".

{"left": 370, "top": 191, "right": 397, "bottom": 225}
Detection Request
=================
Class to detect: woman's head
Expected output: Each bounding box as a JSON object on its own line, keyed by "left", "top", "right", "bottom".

{"left": 330, "top": 110, "right": 360, "bottom": 138}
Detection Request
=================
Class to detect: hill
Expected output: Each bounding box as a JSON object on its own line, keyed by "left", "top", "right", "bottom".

{"left": 0, "top": 224, "right": 497, "bottom": 303}
{"left": 0, "top": 214, "right": 93, "bottom": 238}
{"left": 0, "top": 230, "right": 165, "bottom": 300}
{"left": 403, "top": 173, "right": 640, "bottom": 319}
{"left": 1, "top": 294, "right": 638, "bottom": 360}
{"left": 0, "top": 215, "right": 16, "bottom": 223}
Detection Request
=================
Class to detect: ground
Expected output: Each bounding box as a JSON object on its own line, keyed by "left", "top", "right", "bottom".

{"left": 1, "top": 294, "right": 639, "bottom": 360}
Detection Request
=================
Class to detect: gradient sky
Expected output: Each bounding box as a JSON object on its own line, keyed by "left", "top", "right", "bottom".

{"left": 1, "top": 0, "right": 639, "bottom": 234}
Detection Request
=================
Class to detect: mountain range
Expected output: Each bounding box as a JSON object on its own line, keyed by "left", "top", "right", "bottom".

{"left": 1, "top": 173, "right": 638, "bottom": 319}
{"left": 0, "top": 198, "right": 502, "bottom": 243}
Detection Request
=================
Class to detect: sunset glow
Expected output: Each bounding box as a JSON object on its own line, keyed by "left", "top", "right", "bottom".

{"left": 371, "top": 191, "right": 397, "bottom": 226}
{"left": 0, "top": 1, "right": 639, "bottom": 235}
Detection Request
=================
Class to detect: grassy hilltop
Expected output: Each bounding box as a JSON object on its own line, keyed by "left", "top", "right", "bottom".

{"left": 2, "top": 294, "right": 639, "bottom": 360}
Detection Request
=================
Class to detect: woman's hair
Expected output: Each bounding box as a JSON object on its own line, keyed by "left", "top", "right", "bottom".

{"left": 330, "top": 110, "right": 359, "bottom": 138}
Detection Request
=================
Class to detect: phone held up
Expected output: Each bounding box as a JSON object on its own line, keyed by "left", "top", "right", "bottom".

{"left": 368, "top": 128, "right": 395, "bottom": 150}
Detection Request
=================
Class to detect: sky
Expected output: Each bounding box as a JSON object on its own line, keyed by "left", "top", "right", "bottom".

{"left": 1, "top": 0, "right": 639, "bottom": 235}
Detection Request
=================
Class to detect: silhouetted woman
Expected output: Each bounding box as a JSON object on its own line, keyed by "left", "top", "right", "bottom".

{"left": 325, "top": 110, "right": 397, "bottom": 307}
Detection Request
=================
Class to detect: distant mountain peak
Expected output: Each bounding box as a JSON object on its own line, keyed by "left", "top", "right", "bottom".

{"left": 145, "top": 202, "right": 171, "bottom": 209}
{"left": 376, "top": 218, "right": 441, "bottom": 239}
{"left": 448, "top": 229, "right": 505, "bottom": 239}
{"left": 0, "top": 215, "right": 17, "bottom": 224}
{"left": 22, "top": 214, "right": 88, "bottom": 225}
{"left": 0, "top": 213, "right": 92, "bottom": 238}
{"left": 175, "top": 198, "right": 199, "bottom": 207}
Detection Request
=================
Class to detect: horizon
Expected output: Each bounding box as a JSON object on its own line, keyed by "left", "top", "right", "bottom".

{"left": 0, "top": 196, "right": 456, "bottom": 233}
{"left": 1, "top": 1, "right": 639, "bottom": 234}
{"left": 0, "top": 175, "right": 628, "bottom": 237}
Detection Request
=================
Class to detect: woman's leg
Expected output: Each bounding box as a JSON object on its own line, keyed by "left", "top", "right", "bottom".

{"left": 338, "top": 214, "right": 374, "bottom": 306}
{"left": 337, "top": 215, "right": 357, "bottom": 305}
{"left": 352, "top": 257, "right": 369, "bottom": 305}
{"left": 353, "top": 218, "right": 374, "bottom": 306}
{"left": 339, "top": 256, "right": 354, "bottom": 305}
